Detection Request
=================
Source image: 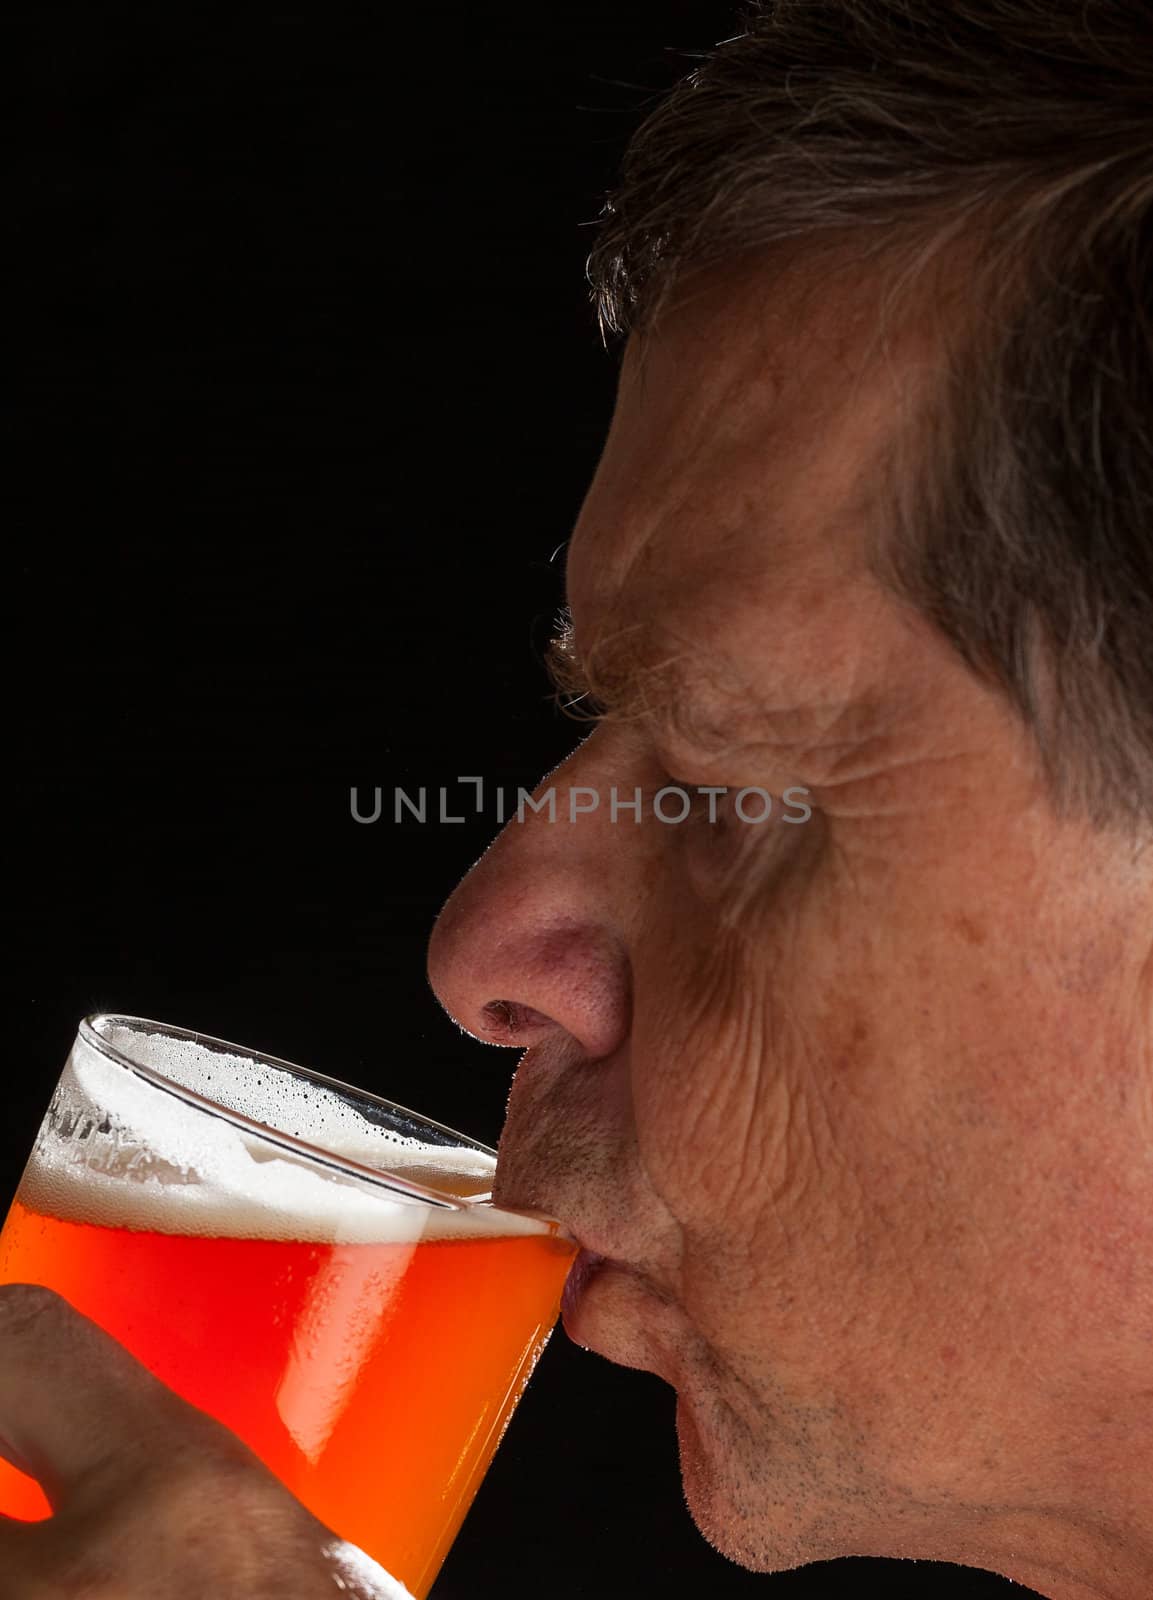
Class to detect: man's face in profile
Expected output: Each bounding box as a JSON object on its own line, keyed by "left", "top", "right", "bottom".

{"left": 427, "top": 252, "right": 1153, "bottom": 1583}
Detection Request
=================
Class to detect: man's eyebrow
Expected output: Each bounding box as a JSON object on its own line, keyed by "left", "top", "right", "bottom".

{"left": 543, "top": 613, "right": 605, "bottom": 719}
{"left": 543, "top": 608, "right": 705, "bottom": 744}
{"left": 546, "top": 609, "right": 892, "bottom": 772}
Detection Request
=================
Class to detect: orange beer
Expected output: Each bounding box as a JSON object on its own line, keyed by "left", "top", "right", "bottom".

{"left": 0, "top": 1017, "right": 575, "bottom": 1599}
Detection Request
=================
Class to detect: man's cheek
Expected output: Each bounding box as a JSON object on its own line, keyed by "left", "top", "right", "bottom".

{"left": 633, "top": 966, "right": 829, "bottom": 1235}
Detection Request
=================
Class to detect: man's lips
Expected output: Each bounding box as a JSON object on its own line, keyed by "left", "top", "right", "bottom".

{"left": 558, "top": 1249, "right": 681, "bottom": 1379}
{"left": 561, "top": 1247, "right": 607, "bottom": 1322}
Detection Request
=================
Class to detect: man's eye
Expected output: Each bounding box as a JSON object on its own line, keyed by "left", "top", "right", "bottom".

{"left": 659, "top": 780, "right": 731, "bottom": 827}
{"left": 658, "top": 777, "right": 700, "bottom": 802}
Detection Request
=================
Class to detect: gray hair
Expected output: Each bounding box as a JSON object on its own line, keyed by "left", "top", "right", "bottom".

{"left": 584, "top": 1, "right": 1153, "bottom": 829}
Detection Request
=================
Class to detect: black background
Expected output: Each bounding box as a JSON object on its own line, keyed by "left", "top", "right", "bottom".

{"left": 10, "top": 4, "right": 1037, "bottom": 1596}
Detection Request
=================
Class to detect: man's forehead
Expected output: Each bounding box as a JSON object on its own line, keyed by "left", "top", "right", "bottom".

{"left": 557, "top": 245, "right": 978, "bottom": 782}
{"left": 562, "top": 254, "right": 931, "bottom": 755}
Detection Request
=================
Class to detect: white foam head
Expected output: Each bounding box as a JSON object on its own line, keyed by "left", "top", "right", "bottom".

{"left": 18, "top": 1019, "right": 547, "bottom": 1244}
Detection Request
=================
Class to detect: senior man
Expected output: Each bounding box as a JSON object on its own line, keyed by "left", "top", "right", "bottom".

{"left": 2, "top": 2, "right": 1151, "bottom": 1597}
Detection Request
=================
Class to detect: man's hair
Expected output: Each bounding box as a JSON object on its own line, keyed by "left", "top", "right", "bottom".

{"left": 585, "top": 1, "right": 1153, "bottom": 829}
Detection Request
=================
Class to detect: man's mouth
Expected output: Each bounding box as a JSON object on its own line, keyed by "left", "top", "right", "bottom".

{"left": 561, "top": 1247, "right": 607, "bottom": 1323}
{"left": 558, "top": 1249, "right": 683, "bottom": 1381}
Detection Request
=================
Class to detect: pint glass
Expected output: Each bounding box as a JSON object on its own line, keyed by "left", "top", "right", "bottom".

{"left": 0, "top": 1015, "right": 575, "bottom": 1598}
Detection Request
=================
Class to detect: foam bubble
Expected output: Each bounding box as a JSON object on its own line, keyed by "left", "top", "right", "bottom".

{"left": 18, "top": 1023, "right": 545, "bottom": 1245}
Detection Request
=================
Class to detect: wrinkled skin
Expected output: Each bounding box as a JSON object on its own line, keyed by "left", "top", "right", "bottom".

{"left": 428, "top": 253, "right": 1153, "bottom": 1600}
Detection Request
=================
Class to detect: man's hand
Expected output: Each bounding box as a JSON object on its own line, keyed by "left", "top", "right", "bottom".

{"left": 0, "top": 1283, "right": 413, "bottom": 1599}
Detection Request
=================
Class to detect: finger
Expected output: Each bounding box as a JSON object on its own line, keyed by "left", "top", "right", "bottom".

{"left": 0, "top": 1282, "right": 212, "bottom": 1508}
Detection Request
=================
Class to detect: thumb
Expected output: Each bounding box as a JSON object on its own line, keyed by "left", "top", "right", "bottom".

{"left": 0, "top": 1281, "right": 239, "bottom": 1510}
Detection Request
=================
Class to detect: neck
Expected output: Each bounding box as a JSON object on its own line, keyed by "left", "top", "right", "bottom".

{"left": 970, "top": 1501, "right": 1153, "bottom": 1600}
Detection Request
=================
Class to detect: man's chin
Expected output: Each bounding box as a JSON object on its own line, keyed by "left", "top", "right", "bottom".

{"left": 673, "top": 1385, "right": 841, "bottom": 1575}
{"left": 675, "top": 1391, "right": 791, "bottom": 1571}
{"left": 560, "top": 1260, "right": 864, "bottom": 1571}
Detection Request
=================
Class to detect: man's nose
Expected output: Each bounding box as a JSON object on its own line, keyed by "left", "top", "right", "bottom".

{"left": 426, "top": 782, "right": 632, "bottom": 1061}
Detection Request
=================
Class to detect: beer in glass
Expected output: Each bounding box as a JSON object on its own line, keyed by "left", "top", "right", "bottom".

{"left": 0, "top": 1015, "right": 575, "bottom": 1598}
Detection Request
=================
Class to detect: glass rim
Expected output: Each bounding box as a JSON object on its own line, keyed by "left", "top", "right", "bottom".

{"left": 78, "top": 1013, "right": 553, "bottom": 1228}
